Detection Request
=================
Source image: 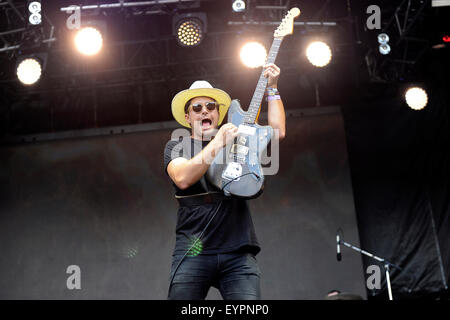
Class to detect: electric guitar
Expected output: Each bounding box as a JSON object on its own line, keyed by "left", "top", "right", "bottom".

{"left": 206, "top": 7, "right": 301, "bottom": 199}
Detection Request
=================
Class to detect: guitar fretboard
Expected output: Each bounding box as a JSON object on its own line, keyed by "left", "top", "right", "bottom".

{"left": 244, "top": 37, "right": 283, "bottom": 124}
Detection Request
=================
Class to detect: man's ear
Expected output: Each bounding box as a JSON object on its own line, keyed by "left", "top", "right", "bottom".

{"left": 184, "top": 113, "right": 190, "bottom": 125}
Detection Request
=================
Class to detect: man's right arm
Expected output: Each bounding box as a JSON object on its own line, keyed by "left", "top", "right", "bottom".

{"left": 167, "top": 123, "right": 238, "bottom": 190}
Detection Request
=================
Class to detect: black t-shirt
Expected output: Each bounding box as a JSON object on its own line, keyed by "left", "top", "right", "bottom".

{"left": 163, "top": 136, "right": 260, "bottom": 256}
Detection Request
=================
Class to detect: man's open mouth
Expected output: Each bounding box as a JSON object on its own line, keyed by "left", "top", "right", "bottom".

{"left": 201, "top": 119, "right": 212, "bottom": 129}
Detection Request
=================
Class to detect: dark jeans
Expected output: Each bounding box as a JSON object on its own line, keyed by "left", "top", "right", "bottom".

{"left": 168, "top": 252, "right": 261, "bottom": 300}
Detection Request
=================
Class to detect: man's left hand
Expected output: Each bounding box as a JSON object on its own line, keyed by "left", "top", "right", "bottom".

{"left": 263, "top": 63, "right": 281, "bottom": 88}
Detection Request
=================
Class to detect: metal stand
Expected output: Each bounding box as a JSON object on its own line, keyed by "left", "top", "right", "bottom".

{"left": 339, "top": 238, "right": 401, "bottom": 300}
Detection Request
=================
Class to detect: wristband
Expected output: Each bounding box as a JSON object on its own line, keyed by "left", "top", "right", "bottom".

{"left": 267, "top": 95, "right": 281, "bottom": 101}
{"left": 266, "top": 87, "right": 279, "bottom": 95}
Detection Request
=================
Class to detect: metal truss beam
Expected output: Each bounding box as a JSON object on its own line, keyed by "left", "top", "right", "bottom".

{"left": 0, "top": 37, "right": 57, "bottom": 52}
{"left": 59, "top": 0, "right": 205, "bottom": 12}
{"left": 228, "top": 21, "right": 337, "bottom": 27}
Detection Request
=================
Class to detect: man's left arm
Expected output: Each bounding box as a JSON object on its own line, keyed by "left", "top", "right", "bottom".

{"left": 263, "top": 63, "right": 286, "bottom": 140}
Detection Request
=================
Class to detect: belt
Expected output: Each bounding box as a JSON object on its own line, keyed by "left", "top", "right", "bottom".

{"left": 175, "top": 192, "right": 228, "bottom": 207}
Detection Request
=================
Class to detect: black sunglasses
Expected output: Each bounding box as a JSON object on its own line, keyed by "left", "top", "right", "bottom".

{"left": 188, "top": 102, "right": 220, "bottom": 113}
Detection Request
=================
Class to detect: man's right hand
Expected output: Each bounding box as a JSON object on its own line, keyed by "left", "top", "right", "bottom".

{"left": 213, "top": 123, "right": 239, "bottom": 148}
{"left": 167, "top": 123, "right": 238, "bottom": 190}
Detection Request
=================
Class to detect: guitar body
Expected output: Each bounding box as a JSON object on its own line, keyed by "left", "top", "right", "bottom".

{"left": 206, "top": 99, "right": 272, "bottom": 199}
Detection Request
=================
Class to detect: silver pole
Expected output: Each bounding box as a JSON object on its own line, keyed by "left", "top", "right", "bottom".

{"left": 340, "top": 239, "right": 400, "bottom": 300}
{"left": 0, "top": 38, "right": 57, "bottom": 52}
{"left": 385, "top": 264, "right": 393, "bottom": 300}
{"left": 0, "top": 28, "right": 26, "bottom": 37}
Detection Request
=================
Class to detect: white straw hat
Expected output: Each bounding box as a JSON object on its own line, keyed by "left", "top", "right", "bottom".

{"left": 171, "top": 80, "right": 231, "bottom": 128}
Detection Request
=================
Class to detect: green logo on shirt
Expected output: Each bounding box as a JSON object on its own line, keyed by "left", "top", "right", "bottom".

{"left": 187, "top": 236, "right": 203, "bottom": 257}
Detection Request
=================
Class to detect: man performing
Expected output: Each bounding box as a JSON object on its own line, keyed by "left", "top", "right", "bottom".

{"left": 163, "top": 63, "right": 286, "bottom": 300}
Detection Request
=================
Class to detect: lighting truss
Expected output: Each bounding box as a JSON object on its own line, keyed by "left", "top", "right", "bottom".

{"left": 365, "top": 0, "right": 432, "bottom": 82}
{"left": 0, "top": 0, "right": 55, "bottom": 53}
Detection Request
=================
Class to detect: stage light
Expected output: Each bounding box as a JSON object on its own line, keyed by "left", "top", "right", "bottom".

{"left": 377, "top": 33, "right": 389, "bottom": 44}
{"left": 239, "top": 41, "right": 267, "bottom": 68}
{"left": 379, "top": 43, "right": 391, "bottom": 55}
{"left": 306, "top": 41, "right": 332, "bottom": 67}
{"left": 173, "top": 13, "right": 207, "bottom": 47}
{"left": 16, "top": 58, "right": 42, "bottom": 85}
{"left": 74, "top": 26, "right": 103, "bottom": 56}
{"left": 28, "top": 1, "right": 42, "bottom": 25}
{"left": 176, "top": 20, "right": 203, "bottom": 47}
{"left": 232, "top": 0, "right": 246, "bottom": 12}
{"left": 405, "top": 87, "right": 428, "bottom": 110}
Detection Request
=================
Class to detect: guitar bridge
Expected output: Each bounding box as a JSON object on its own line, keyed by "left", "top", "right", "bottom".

{"left": 222, "top": 162, "right": 243, "bottom": 181}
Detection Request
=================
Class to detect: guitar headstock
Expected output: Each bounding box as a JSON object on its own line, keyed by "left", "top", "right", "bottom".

{"left": 274, "top": 7, "right": 301, "bottom": 39}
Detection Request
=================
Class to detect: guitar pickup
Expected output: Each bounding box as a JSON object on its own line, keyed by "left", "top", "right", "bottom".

{"left": 230, "top": 144, "right": 249, "bottom": 155}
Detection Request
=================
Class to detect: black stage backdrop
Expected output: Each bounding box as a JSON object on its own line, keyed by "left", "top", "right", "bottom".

{"left": 342, "top": 78, "right": 450, "bottom": 299}
{"left": 0, "top": 107, "right": 365, "bottom": 299}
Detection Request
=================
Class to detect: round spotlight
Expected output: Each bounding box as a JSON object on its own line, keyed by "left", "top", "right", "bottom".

{"left": 232, "top": 0, "right": 246, "bottom": 12}
{"left": 176, "top": 19, "right": 203, "bottom": 47}
{"left": 240, "top": 42, "right": 267, "bottom": 68}
{"left": 377, "top": 33, "right": 389, "bottom": 44}
{"left": 379, "top": 43, "right": 391, "bottom": 55}
{"left": 405, "top": 87, "right": 428, "bottom": 110}
{"left": 28, "top": 1, "right": 41, "bottom": 12}
{"left": 16, "top": 58, "right": 42, "bottom": 85}
{"left": 306, "top": 41, "right": 332, "bottom": 67}
{"left": 74, "top": 27, "right": 103, "bottom": 56}
{"left": 29, "top": 13, "right": 42, "bottom": 25}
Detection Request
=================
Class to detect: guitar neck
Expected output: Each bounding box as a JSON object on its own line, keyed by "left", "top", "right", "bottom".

{"left": 244, "top": 37, "right": 283, "bottom": 124}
